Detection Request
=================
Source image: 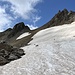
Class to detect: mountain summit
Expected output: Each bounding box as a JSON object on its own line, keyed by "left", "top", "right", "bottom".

{"left": 8, "top": 22, "right": 30, "bottom": 38}
{"left": 40, "top": 9, "right": 75, "bottom": 29}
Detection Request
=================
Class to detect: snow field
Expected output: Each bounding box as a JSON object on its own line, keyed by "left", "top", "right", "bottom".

{"left": 0, "top": 22, "right": 75, "bottom": 75}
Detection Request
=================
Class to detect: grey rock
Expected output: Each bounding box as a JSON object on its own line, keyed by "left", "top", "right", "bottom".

{"left": 0, "top": 40, "right": 6, "bottom": 44}
{"left": 0, "top": 56, "right": 9, "bottom": 65}
{"left": 11, "top": 48, "right": 25, "bottom": 58}
{"left": 16, "top": 49, "right": 25, "bottom": 55}
{"left": 8, "top": 53, "right": 18, "bottom": 60}
{"left": 0, "top": 42, "right": 25, "bottom": 65}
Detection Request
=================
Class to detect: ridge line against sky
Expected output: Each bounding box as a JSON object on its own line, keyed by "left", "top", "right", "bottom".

{"left": 0, "top": 0, "right": 43, "bottom": 32}
{"left": 0, "top": 0, "right": 75, "bottom": 32}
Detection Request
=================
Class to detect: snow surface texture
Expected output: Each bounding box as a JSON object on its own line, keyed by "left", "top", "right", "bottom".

{"left": 0, "top": 22, "right": 75, "bottom": 75}
{"left": 16, "top": 32, "right": 31, "bottom": 40}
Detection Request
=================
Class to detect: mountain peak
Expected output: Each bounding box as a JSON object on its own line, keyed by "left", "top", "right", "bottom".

{"left": 13, "top": 22, "right": 25, "bottom": 31}
{"left": 62, "top": 8, "right": 69, "bottom": 13}
{"left": 7, "top": 22, "right": 30, "bottom": 38}
{"left": 40, "top": 9, "right": 75, "bottom": 29}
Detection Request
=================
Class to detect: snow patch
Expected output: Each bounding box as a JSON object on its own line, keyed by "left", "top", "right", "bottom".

{"left": 16, "top": 32, "right": 31, "bottom": 40}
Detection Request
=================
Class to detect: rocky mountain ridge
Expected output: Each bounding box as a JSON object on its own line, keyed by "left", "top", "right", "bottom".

{"left": 1, "top": 9, "right": 75, "bottom": 42}
{"left": 8, "top": 22, "right": 30, "bottom": 38}
{"left": 39, "top": 9, "right": 75, "bottom": 29}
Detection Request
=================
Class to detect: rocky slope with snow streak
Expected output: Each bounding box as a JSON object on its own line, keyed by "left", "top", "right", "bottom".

{"left": 16, "top": 32, "right": 31, "bottom": 40}
{"left": 0, "top": 22, "right": 75, "bottom": 75}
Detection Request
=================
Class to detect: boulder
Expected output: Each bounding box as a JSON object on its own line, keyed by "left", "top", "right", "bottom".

{"left": 0, "top": 49, "right": 9, "bottom": 58}
{"left": 0, "top": 56, "right": 9, "bottom": 65}
{"left": 8, "top": 53, "right": 18, "bottom": 60}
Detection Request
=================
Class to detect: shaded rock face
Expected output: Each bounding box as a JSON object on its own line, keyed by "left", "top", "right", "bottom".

{"left": 0, "top": 28, "right": 12, "bottom": 41}
{"left": 0, "top": 42, "right": 25, "bottom": 66}
{"left": 13, "top": 22, "right": 30, "bottom": 32}
{"left": 51, "top": 9, "right": 75, "bottom": 25}
{"left": 41, "top": 9, "right": 75, "bottom": 29}
{"left": 8, "top": 22, "right": 30, "bottom": 38}
{"left": 4, "top": 28, "right": 12, "bottom": 32}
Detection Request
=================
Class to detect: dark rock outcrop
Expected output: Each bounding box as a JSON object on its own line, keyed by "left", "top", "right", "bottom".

{"left": 0, "top": 42, "right": 25, "bottom": 65}
{"left": 8, "top": 22, "right": 30, "bottom": 38}
{"left": 13, "top": 22, "right": 30, "bottom": 32}
{"left": 0, "top": 56, "right": 9, "bottom": 65}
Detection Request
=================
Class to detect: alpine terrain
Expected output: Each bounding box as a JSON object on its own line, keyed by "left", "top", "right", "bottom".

{"left": 0, "top": 9, "right": 75, "bottom": 75}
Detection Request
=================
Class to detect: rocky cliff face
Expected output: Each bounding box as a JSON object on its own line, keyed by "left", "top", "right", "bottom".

{"left": 8, "top": 22, "right": 30, "bottom": 38}
{"left": 0, "top": 41, "right": 25, "bottom": 65}
{"left": 0, "top": 22, "right": 30, "bottom": 44}
{"left": 40, "top": 9, "right": 75, "bottom": 29}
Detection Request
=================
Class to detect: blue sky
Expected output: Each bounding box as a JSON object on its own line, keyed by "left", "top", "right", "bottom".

{"left": 0, "top": 0, "right": 75, "bottom": 32}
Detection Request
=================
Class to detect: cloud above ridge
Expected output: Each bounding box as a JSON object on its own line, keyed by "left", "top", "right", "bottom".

{"left": 0, "top": 6, "right": 13, "bottom": 32}
{"left": 0, "top": 0, "right": 42, "bottom": 31}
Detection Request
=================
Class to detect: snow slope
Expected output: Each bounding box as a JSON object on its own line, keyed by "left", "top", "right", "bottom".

{"left": 16, "top": 32, "right": 31, "bottom": 40}
{"left": 0, "top": 22, "right": 75, "bottom": 75}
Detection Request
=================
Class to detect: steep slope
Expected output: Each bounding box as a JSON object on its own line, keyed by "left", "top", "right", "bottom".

{"left": 0, "top": 28, "right": 12, "bottom": 41}
{"left": 0, "top": 22, "right": 75, "bottom": 75}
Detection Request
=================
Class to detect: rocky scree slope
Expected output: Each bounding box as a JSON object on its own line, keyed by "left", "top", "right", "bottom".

{"left": 0, "top": 41, "right": 25, "bottom": 66}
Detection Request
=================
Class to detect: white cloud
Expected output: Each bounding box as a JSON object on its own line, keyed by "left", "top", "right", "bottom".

{"left": 3, "top": 0, "right": 42, "bottom": 20}
{"left": 32, "top": 15, "right": 41, "bottom": 25}
{"left": 0, "top": 0, "right": 42, "bottom": 31}
{"left": 26, "top": 24, "right": 38, "bottom": 30}
{"left": 0, "top": 6, "right": 13, "bottom": 32}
